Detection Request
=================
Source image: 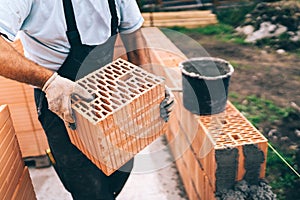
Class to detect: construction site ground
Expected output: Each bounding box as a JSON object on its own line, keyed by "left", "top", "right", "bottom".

{"left": 28, "top": 136, "right": 188, "bottom": 200}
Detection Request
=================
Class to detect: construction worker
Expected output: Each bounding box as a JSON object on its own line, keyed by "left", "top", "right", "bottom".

{"left": 0, "top": 0, "right": 172, "bottom": 199}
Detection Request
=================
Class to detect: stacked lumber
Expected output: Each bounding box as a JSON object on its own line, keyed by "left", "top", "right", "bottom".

{"left": 0, "top": 105, "right": 36, "bottom": 200}
{"left": 141, "top": 27, "right": 268, "bottom": 199}
{"left": 142, "top": 10, "right": 218, "bottom": 28}
{"left": 67, "top": 58, "right": 166, "bottom": 175}
{"left": 140, "top": 0, "right": 212, "bottom": 12}
{"left": 0, "top": 40, "right": 49, "bottom": 158}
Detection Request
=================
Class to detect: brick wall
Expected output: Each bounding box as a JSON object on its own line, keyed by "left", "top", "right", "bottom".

{"left": 0, "top": 105, "right": 36, "bottom": 199}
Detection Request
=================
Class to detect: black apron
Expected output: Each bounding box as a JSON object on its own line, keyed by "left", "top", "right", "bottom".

{"left": 34, "top": 0, "right": 133, "bottom": 199}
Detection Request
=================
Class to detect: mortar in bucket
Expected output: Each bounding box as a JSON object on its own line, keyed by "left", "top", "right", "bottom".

{"left": 179, "top": 57, "right": 234, "bottom": 115}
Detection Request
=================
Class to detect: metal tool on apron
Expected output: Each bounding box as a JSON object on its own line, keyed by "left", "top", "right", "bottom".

{"left": 34, "top": 0, "right": 134, "bottom": 199}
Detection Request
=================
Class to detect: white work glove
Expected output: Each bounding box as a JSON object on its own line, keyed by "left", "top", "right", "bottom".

{"left": 42, "top": 73, "right": 93, "bottom": 126}
{"left": 160, "top": 86, "right": 175, "bottom": 122}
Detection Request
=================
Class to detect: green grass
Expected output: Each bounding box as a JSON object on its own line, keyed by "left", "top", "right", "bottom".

{"left": 229, "top": 94, "right": 291, "bottom": 127}
{"left": 169, "top": 24, "right": 248, "bottom": 45}
{"left": 266, "top": 143, "right": 298, "bottom": 200}
{"left": 295, "top": 49, "right": 300, "bottom": 57}
{"left": 170, "top": 24, "right": 234, "bottom": 35}
{"left": 228, "top": 61, "right": 252, "bottom": 70}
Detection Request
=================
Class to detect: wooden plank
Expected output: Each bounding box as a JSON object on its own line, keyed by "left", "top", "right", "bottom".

{"left": 143, "top": 19, "right": 218, "bottom": 28}
{"left": 144, "top": 16, "right": 217, "bottom": 23}
{"left": 143, "top": 10, "right": 214, "bottom": 20}
{"left": 142, "top": 10, "right": 218, "bottom": 28}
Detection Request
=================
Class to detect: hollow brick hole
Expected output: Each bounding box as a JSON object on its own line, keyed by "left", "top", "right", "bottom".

{"left": 100, "top": 97, "right": 111, "bottom": 106}
{"left": 97, "top": 79, "right": 105, "bottom": 87}
{"left": 92, "top": 110, "right": 102, "bottom": 119}
{"left": 107, "top": 85, "right": 117, "bottom": 92}
{"left": 95, "top": 73, "right": 105, "bottom": 80}
{"left": 231, "top": 134, "right": 240, "bottom": 140}
{"left": 104, "top": 73, "right": 114, "bottom": 81}
{"left": 111, "top": 64, "right": 121, "bottom": 70}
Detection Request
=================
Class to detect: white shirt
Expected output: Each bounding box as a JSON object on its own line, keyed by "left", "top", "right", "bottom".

{"left": 0, "top": 0, "right": 144, "bottom": 71}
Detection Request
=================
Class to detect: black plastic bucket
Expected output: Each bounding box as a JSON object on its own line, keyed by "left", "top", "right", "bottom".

{"left": 179, "top": 57, "right": 234, "bottom": 115}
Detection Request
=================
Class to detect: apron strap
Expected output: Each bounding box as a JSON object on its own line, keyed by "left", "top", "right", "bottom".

{"left": 62, "top": 0, "right": 119, "bottom": 45}
{"left": 62, "top": 0, "right": 81, "bottom": 45}
{"left": 58, "top": 0, "right": 119, "bottom": 80}
{"left": 107, "top": 0, "right": 119, "bottom": 36}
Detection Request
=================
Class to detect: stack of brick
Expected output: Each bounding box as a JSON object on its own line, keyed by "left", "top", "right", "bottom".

{"left": 141, "top": 27, "right": 268, "bottom": 199}
{"left": 67, "top": 58, "right": 166, "bottom": 175}
{"left": 0, "top": 104, "right": 36, "bottom": 200}
{"left": 0, "top": 40, "right": 49, "bottom": 158}
{"left": 0, "top": 76, "right": 49, "bottom": 158}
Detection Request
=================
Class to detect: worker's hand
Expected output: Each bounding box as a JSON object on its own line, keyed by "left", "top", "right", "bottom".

{"left": 42, "top": 73, "right": 93, "bottom": 125}
{"left": 160, "top": 86, "right": 174, "bottom": 122}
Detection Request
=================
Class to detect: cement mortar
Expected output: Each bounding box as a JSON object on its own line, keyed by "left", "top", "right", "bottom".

{"left": 243, "top": 144, "right": 265, "bottom": 185}
{"left": 181, "top": 60, "right": 230, "bottom": 78}
{"left": 215, "top": 148, "right": 238, "bottom": 191}
{"left": 215, "top": 180, "right": 277, "bottom": 200}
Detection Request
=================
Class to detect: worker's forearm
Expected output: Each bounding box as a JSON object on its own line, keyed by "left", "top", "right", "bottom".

{"left": 0, "top": 37, "right": 53, "bottom": 88}
{"left": 120, "top": 29, "right": 151, "bottom": 68}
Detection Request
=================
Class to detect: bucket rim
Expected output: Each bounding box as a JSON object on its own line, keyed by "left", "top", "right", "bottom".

{"left": 179, "top": 57, "right": 234, "bottom": 80}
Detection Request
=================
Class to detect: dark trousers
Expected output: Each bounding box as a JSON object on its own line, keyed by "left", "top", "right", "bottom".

{"left": 34, "top": 89, "right": 133, "bottom": 200}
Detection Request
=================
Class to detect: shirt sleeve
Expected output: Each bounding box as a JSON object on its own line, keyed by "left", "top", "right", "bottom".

{"left": 0, "top": 0, "right": 32, "bottom": 41}
{"left": 118, "top": 0, "right": 144, "bottom": 34}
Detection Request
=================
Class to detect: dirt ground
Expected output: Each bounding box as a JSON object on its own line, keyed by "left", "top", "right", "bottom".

{"left": 193, "top": 35, "right": 300, "bottom": 108}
